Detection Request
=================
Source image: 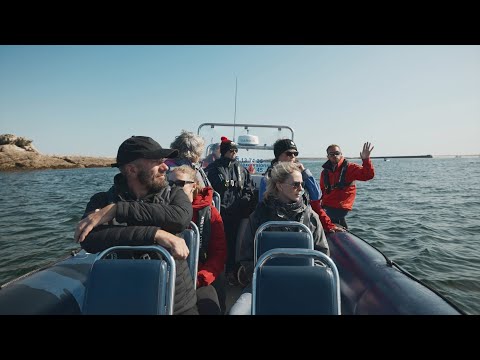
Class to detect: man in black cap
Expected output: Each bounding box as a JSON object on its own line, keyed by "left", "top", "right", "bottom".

{"left": 74, "top": 136, "right": 199, "bottom": 315}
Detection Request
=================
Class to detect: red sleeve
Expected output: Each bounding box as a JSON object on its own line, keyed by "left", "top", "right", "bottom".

{"left": 197, "top": 206, "right": 227, "bottom": 287}
{"left": 346, "top": 159, "right": 375, "bottom": 182}
{"left": 319, "top": 170, "right": 325, "bottom": 193}
{"left": 310, "top": 199, "right": 335, "bottom": 231}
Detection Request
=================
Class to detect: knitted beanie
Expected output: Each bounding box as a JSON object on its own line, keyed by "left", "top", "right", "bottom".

{"left": 273, "top": 138, "right": 297, "bottom": 158}
{"left": 220, "top": 136, "right": 238, "bottom": 156}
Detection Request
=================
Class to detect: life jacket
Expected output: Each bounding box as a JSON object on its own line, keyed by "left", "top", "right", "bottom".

{"left": 195, "top": 206, "right": 211, "bottom": 264}
{"left": 323, "top": 159, "right": 354, "bottom": 194}
{"left": 215, "top": 161, "right": 244, "bottom": 190}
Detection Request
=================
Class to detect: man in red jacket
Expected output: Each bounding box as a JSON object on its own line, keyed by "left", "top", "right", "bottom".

{"left": 320, "top": 142, "right": 375, "bottom": 229}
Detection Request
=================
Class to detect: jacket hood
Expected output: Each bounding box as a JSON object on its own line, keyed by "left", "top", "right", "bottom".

{"left": 192, "top": 186, "right": 214, "bottom": 210}
{"left": 322, "top": 157, "right": 346, "bottom": 171}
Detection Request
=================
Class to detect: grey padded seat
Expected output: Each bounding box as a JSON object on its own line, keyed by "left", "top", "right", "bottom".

{"left": 82, "top": 246, "right": 175, "bottom": 315}
{"left": 252, "top": 248, "right": 341, "bottom": 315}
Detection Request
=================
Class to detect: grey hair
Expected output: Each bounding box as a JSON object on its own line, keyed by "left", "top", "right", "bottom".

{"left": 170, "top": 164, "right": 204, "bottom": 198}
{"left": 170, "top": 130, "right": 205, "bottom": 163}
{"left": 264, "top": 161, "right": 301, "bottom": 199}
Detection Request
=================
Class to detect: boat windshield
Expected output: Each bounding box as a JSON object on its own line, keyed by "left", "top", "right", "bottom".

{"left": 198, "top": 123, "right": 294, "bottom": 174}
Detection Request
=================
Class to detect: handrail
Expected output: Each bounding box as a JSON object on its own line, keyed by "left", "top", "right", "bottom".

{"left": 197, "top": 122, "right": 294, "bottom": 139}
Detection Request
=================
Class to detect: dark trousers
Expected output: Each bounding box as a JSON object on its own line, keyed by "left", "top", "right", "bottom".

{"left": 196, "top": 285, "right": 221, "bottom": 315}
{"left": 323, "top": 206, "right": 349, "bottom": 229}
{"left": 222, "top": 215, "right": 240, "bottom": 273}
{"left": 211, "top": 272, "right": 227, "bottom": 315}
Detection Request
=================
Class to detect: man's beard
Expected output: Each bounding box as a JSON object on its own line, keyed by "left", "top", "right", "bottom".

{"left": 137, "top": 169, "right": 167, "bottom": 193}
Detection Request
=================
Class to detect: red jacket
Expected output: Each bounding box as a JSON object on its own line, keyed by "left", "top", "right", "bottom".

{"left": 320, "top": 158, "right": 375, "bottom": 211}
{"left": 192, "top": 187, "right": 227, "bottom": 287}
{"left": 310, "top": 199, "right": 336, "bottom": 232}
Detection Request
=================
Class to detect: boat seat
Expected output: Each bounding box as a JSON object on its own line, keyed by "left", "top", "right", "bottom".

{"left": 254, "top": 221, "right": 314, "bottom": 266}
{"left": 183, "top": 221, "right": 200, "bottom": 289}
{"left": 212, "top": 191, "right": 221, "bottom": 212}
{"left": 82, "top": 246, "right": 176, "bottom": 315}
{"left": 252, "top": 248, "right": 341, "bottom": 315}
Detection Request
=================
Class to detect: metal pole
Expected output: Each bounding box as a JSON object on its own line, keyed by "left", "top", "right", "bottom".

{"left": 233, "top": 76, "right": 237, "bottom": 141}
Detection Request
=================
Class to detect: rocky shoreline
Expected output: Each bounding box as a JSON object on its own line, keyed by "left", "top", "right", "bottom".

{"left": 0, "top": 134, "right": 115, "bottom": 171}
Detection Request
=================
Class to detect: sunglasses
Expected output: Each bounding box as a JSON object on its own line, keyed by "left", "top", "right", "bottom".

{"left": 328, "top": 151, "right": 342, "bottom": 156}
{"left": 284, "top": 181, "right": 304, "bottom": 189}
{"left": 284, "top": 151, "right": 299, "bottom": 157}
{"left": 169, "top": 179, "right": 195, "bottom": 187}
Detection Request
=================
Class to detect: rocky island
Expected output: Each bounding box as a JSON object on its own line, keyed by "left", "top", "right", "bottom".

{"left": 0, "top": 134, "right": 115, "bottom": 171}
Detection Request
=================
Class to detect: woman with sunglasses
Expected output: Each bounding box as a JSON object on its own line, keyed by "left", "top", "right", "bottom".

{"left": 320, "top": 143, "right": 375, "bottom": 229}
{"left": 259, "top": 138, "right": 344, "bottom": 233}
{"left": 169, "top": 165, "right": 227, "bottom": 314}
{"left": 229, "top": 161, "right": 329, "bottom": 315}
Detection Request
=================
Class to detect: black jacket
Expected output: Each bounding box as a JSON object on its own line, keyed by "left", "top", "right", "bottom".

{"left": 80, "top": 173, "right": 197, "bottom": 315}
{"left": 205, "top": 157, "right": 254, "bottom": 218}
{"left": 239, "top": 194, "right": 329, "bottom": 283}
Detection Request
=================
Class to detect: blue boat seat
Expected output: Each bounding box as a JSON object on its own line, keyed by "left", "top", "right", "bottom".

{"left": 212, "top": 191, "right": 221, "bottom": 212}
{"left": 252, "top": 248, "right": 341, "bottom": 315}
{"left": 254, "top": 221, "right": 314, "bottom": 266}
{"left": 82, "top": 246, "right": 176, "bottom": 315}
{"left": 183, "top": 221, "right": 200, "bottom": 288}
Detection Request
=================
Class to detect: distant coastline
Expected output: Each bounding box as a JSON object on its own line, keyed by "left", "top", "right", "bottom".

{"left": 0, "top": 134, "right": 115, "bottom": 171}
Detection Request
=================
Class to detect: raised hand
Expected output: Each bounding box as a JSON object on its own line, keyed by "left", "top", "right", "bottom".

{"left": 360, "top": 142, "right": 374, "bottom": 159}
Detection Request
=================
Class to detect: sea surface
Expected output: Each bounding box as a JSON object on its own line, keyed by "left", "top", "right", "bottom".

{"left": 0, "top": 158, "right": 479, "bottom": 314}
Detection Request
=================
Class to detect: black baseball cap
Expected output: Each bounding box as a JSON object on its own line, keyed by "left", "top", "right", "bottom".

{"left": 111, "top": 136, "right": 179, "bottom": 167}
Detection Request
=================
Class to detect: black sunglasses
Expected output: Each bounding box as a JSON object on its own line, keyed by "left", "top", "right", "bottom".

{"left": 285, "top": 181, "right": 304, "bottom": 189}
{"left": 284, "top": 151, "right": 299, "bottom": 157}
{"left": 169, "top": 180, "right": 195, "bottom": 187}
{"left": 328, "top": 151, "right": 342, "bottom": 156}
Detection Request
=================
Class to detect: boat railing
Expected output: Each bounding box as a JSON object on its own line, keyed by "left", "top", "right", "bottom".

{"left": 198, "top": 122, "right": 294, "bottom": 155}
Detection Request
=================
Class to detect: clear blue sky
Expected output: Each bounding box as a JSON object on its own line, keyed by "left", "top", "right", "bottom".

{"left": 1, "top": 45, "right": 479, "bottom": 157}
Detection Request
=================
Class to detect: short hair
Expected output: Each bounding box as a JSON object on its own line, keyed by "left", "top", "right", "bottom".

{"left": 170, "top": 130, "right": 205, "bottom": 163}
{"left": 170, "top": 164, "right": 203, "bottom": 198}
{"left": 264, "top": 161, "right": 301, "bottom": 199}
{"left": 326, "top": 144, "right": 341, "bottom": 153}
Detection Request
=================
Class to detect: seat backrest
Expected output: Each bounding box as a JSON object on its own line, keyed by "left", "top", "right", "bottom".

{"left": 252, "top": 248, "right": 341, "bottom": 315}
{"left": 254, "top": 221, "right": 314, "bottom": 265}
{"left": 82, "top": 246, "right": 176, "bottom": 315}
{"left": 212, "top": 191, "right": 221, "bottom": 212}
{"left": 183, "top": 221, "right": 200, "bottom": 288}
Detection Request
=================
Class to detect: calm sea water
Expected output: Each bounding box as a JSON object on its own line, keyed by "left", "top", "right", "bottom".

{"left": 1, "top": 158, "right": 479, "bottom": 314}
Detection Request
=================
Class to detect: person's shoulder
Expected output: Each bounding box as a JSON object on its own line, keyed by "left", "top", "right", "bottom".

{"left": 89, "top": 190, "right": 109, "bottom": 202}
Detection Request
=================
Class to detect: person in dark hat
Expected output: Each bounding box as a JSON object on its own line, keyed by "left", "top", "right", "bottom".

{"left": 258, "top": 138, "right": 344, "bottom": 233}
{"left": 204, "top": 136, "right": 254, "bottom": 285}
{"left": 74, "top": 135, "right": 199, "bottom": 315}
